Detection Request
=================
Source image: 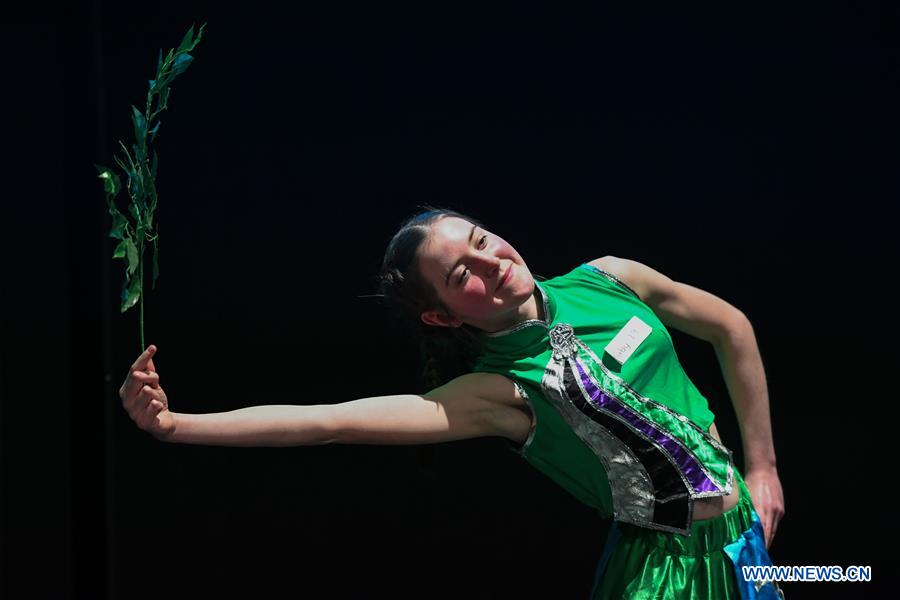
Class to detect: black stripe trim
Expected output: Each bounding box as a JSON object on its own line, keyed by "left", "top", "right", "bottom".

{"left": 562, "top": 358, "right": 690, "bottom": 531}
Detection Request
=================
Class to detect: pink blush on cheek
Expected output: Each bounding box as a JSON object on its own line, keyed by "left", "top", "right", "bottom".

{"left": 452, "top": 280, "right": 493, "bottom": 315}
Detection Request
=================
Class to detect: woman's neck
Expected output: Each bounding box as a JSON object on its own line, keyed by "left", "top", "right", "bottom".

{"left": 470, "top": 285, "right": 543, "bottom": 333}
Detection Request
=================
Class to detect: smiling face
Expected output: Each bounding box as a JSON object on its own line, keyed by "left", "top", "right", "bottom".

{"left": 416, "top": 215, "right": 538, "bottom": 332}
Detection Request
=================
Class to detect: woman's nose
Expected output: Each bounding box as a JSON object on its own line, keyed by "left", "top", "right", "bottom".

{"left": 474, "top": 254, "right": 501, "bottom": 278}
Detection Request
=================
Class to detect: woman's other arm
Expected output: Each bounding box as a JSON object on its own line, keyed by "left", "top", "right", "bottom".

{"left": 711, "top": 318, "right": 784, "bottom": 548}
{"left": 588, "top": 256, "right": 785, "bottom": 548}
{"left": 120, "top": 346, "right": 507, "bottom": 447}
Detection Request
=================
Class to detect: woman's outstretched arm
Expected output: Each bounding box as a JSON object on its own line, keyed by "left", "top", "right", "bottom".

{"left": 119, "top": 346, "right": 505, "bottom": 448}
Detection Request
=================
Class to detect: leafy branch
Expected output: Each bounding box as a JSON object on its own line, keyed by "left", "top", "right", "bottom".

{"left": 95, "top": 22, "right": 206, "bottom": 353}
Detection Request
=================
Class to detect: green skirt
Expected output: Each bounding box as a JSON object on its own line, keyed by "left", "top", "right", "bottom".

{"left": 590, "top": 468, "right": 781, "bottom": 599}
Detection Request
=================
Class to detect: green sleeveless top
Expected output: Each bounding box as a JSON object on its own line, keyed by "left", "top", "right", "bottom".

{"left": 471, "top": 263, "right": 734, "bottom": 535}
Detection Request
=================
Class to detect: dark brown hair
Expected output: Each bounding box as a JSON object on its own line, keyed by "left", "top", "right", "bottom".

{"left": 376, "top": 205, "right": 489, "bottom": 390}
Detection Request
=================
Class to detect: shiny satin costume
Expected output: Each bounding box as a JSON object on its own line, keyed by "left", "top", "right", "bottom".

{"left": 471, "top": 263, "right": 784, "bottom": 599}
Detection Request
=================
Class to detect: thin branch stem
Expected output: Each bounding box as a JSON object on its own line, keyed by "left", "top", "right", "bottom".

{"left": 139, "top": 254, "right": 145, "bottom": 353}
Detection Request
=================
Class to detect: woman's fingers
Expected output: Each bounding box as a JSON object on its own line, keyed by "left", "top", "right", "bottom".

{"left": 766, "top": 504, "right": 784, "bottom": 547}
{"left": 141, "top": 385, "right": 161, "bottom": 405}
{"left": 760, "top": 508, "right": 774, "bottom": 548}
{"left": 121, "top": 372, "right": 151, "bottom": 406}
{"left": 140, "top": 395, "right": 165, "bottom": 429}
{"left": 120, "top": 346, "right": 159, "bottom": 401}
{"left": 133, "top": 370, "right": 160, "bottom": 389}
{"left": 768, "top": 518, "right": 776, "bottom": 547}
{"left": 129, "top": 345, "right": 156, "bottom": 374}
{"left": 118, "top": 346, "right": 174, "bottom": 437}
{"left": 130, "top": 384, "right": 157, "bottom": 414}
{"left": 137, "top": 386, "right": 163, "bottom": 428}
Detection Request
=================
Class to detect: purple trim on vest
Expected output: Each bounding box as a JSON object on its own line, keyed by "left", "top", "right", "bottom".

{"left": 573, "top": 358, "right": 721, "bottom": 494}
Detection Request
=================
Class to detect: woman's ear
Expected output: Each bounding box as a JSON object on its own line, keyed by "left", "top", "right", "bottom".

{"left": 420, "top": 310, "right": 463, "bottom": 328}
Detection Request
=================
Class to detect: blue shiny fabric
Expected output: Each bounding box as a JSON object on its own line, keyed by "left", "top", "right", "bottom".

{"left": 723, "top": 510, "right": 785, "bottom": 599}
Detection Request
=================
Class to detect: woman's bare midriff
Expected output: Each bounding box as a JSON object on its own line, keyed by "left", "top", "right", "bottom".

{"left": 500, "top": 384, "right": 739, "bottom": 522}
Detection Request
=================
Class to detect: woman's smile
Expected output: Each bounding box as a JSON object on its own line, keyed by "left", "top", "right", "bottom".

{"left": 497, "top": 263, "right": 514, "bottom": 292}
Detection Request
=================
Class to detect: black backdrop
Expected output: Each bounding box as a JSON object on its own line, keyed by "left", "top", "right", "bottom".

{"left": 3, "top": 1, "right": 898, "bottom": 598}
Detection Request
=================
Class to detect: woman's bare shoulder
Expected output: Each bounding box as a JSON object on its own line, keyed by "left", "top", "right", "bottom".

{"left": 451, "top": 372, "right": 518, "bottom": 404}
{"left": 453, "top": 372, "right": 535, "bottom": 443}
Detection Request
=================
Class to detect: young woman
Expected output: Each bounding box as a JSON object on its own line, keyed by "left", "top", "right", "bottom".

{"left": 119, "top": 207, "right": 785, "bottom": 599}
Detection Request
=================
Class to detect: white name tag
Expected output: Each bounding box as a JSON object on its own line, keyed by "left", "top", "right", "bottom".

{"left": 604, "top": 316, "right": 652, "bottom": 365}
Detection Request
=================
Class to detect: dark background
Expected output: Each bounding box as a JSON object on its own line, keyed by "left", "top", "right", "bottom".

{"left": 3, "top": 1, "right": 898, "bottom": 598}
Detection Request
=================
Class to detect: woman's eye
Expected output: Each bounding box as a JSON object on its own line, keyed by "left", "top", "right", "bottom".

{"left": 458, "top": 236, "right": 487, "bottom": 285}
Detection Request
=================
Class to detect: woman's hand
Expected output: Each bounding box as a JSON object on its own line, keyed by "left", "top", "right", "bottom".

{"left": 118, "top": 345, "right": 176, "bottom": 441}
{"left": 743, "top": 466, "right": 785, "bottom": 549}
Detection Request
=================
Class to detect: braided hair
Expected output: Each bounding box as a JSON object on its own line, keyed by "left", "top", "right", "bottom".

{"left": 376, "top": 206, "right": 490, "bottom": 391}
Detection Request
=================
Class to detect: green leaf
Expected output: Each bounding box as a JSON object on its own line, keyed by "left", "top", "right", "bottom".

{"left": 195, "top": 22, "right": 207, "bottom": 46}
{"left": 95, "top": 164, "right": 121, "bottom": 196}
{"left": 148, "top": 82, "right": 169, "bottom": 120}
{"left": 177, "top": 22, "right": 206, "bottom": 55}
{"left": 108, "top": 209, "right": 128, "bottom": 240}
{"left": 140, "top": 159, "right": 155, "bottom": 202}
{"left": 114, "top": 156, "right": 139, "bottom": 201}
{"left": 112, "top": 239, "right": 128, "bottom": 259}
{"left": 145, "top": 173, "right": 158, "bottom": 216}
{"left": 124, "top": 238, "right": 139, "bottom": 276}
{"left": 158, "top": 86, "right": 171, "bottom": 112}
{"left": 133, "top": 142, "right": 146, "bottom": 167}
{"left": 177, "top": 24, "right": 195, "bottom": 55}
{"left": 127, "top": 157, "right": 145, "bottom": 201}
{"left": 152, "top": 239, "right": 160, "bottom": 290}
{"left": 105, "top": 21, "right": 206, "bottom": 321}
{"left": 120, "top": 273, "right": 142, "bottom": 313}
{"left": 128, "top": 202, "right": 141, "bottom": 223}
{"left": 131, "top": 105, "right": 147, "bottom": 142}
{"left": 148, "top": 120, "right": 161, "bottom": 144}
{"left": 155, "top": 73, "right": 172, "bottom": 91}
{"left": 171, "top": 53, "right": 194, "bottom": 76}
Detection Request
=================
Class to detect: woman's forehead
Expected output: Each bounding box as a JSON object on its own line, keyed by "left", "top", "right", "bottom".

{"left": 423, "top": 217, "right": 474, "bottom": 253}
{"left": 433, "top": 216, "right": 474, "bottom": 240}
{"left": 419, "top": 217, "right": 474, "bottom": 276}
